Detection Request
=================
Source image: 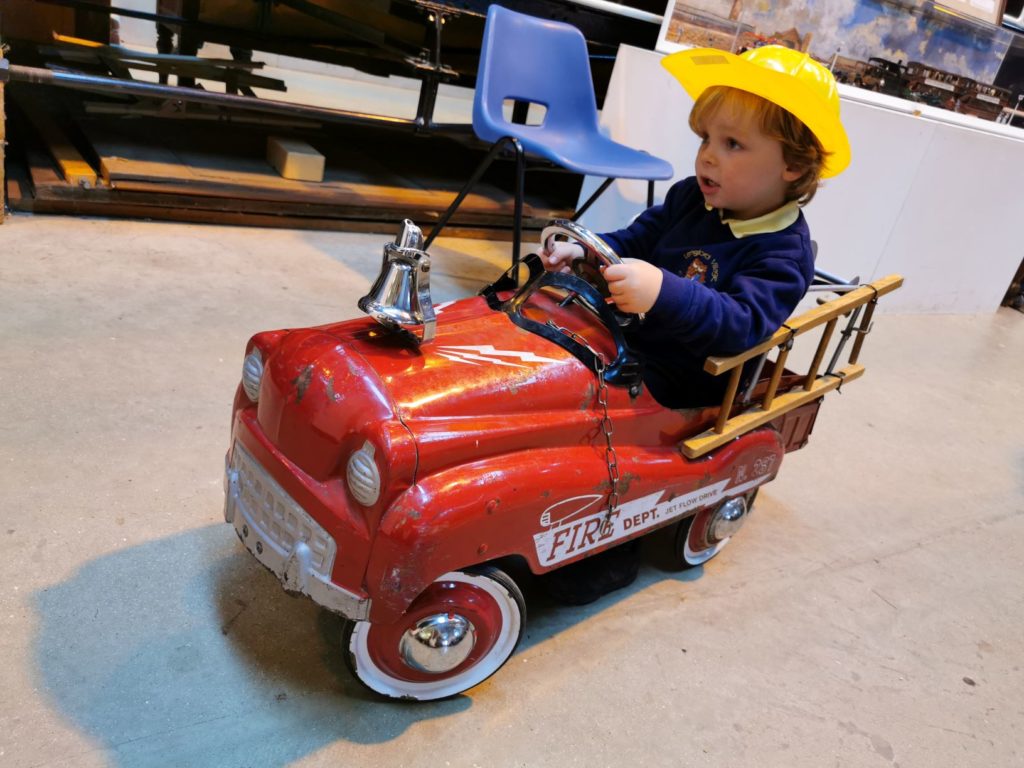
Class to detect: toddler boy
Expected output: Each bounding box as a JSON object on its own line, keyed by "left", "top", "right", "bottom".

{"left": 544, "top": 45, "right": 850, "bottom": 407}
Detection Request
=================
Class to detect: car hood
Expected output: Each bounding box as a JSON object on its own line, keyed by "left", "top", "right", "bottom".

{"left": 341, "top": 296, "right": 609, "bottom": 478}
{"left": 258, "top": 295, "right": 613, "bottom": 483}
{"left": 255, "top": 322, "right": 405, "bottom": 482}
{"left": 344, "top": 297, "right": 597, "bottom": 420}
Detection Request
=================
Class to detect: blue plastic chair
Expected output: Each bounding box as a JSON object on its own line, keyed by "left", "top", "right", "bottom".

{"left": 424, "top": 5, "right": 674, "bottom": 269}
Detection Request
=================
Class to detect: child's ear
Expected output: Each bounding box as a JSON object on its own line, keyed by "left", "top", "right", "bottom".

{"left": 782, "top": 165, "right": 803, "bottom": 183}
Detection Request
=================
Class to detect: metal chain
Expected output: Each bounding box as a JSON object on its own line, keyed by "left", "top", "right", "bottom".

{"left": 593, "top": 356, "right": 620, "bottom": 516}
{"left": 547, "top": 321, "right": 621, "bottom": 515}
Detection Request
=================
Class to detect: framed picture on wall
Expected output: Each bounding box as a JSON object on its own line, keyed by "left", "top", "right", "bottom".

{"left": 931, "top": 0, "right": 1007, "bottom": 26}
{"left": 656, "top": 1, "right": 747, "bottom": 56}
{"left": 655, "top": 1, "right": 686, "bottom": 54}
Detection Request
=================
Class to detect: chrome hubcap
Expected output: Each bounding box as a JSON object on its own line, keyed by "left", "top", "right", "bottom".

{"left": 709, "top": 497, "right": 747, "bottom": 543}
{"left": 399, "top": 613, "right": 476, "bottom": 673}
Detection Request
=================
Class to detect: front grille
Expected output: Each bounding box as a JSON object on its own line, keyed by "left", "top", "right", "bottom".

{"left": 232, "top": 442, "right": 336, "bottom": 576}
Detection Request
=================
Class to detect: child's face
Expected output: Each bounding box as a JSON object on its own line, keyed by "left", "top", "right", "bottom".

{"left": 693, "top": 102, "right": 801, "bottom": 220}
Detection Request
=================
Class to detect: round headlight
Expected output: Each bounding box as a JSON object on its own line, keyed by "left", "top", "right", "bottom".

{"left": 242, "top": 349, "right": 264, "bottom": 402}
{"left": 347, "top": 441, "right": 381, "bottom": 507}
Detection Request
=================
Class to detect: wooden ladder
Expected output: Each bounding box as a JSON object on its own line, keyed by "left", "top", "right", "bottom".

{"left": 681, "top": 274, "right": 904, "bottom": 459}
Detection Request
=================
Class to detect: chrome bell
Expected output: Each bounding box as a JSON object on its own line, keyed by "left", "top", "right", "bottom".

{"left": 358, "top": 219, "right": 437, "bottom": 345}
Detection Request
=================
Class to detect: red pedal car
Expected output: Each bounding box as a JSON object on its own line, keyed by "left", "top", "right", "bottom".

{"left": 224, "top": 219, "right": 901, "bottom": 700}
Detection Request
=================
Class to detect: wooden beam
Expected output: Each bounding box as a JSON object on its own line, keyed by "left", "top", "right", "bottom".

{"left": 16, "top": 91, "right": 98, "bottom": 188}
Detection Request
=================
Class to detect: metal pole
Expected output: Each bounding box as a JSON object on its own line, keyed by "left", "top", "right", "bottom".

{"left": 824, "top": 305, "right": 864, "bottom": 376}
{"left": 1, "top": 61, "right": 6, "bottom": 223}
{"left": 0, "top": 62, "right": 472, "bottom": 133}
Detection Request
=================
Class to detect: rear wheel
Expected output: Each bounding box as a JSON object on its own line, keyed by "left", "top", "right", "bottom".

{"left": 674, "top": 491, "right": 757, "bottom": 569}
{"left": 343, "top": 566, "right": 525, "bottom": 701}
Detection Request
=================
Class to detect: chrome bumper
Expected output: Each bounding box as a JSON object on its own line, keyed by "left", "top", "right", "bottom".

{"left": 224, "top": 442, "right": 370, "bottom": 621}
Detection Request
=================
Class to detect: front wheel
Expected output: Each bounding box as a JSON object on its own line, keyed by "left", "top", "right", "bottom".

{"left": 343, "top": 566, "right": 525, "bottom": 701}
{"left": 674, "top": 491, "right": 757, "bottom": 569}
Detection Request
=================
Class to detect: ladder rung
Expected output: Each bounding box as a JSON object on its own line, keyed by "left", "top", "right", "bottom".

{"left": 681, "top": 364, "right": 865, "bottom": 459}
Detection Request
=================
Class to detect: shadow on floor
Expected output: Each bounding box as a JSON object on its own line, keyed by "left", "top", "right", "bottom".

{"left": 32, "top": 522, "right": 706, "bottom": 767}
{"left": 511, "top": 526, "right": 707, "bottom": 654}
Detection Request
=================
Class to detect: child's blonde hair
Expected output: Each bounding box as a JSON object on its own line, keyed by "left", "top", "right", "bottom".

{"left": 689, "top": 85, "right": 831, "bottom": 205}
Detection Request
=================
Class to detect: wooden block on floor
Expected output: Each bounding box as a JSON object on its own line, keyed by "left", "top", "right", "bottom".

{"left": 267, "top": 136, "right": 324, "bottom": 182}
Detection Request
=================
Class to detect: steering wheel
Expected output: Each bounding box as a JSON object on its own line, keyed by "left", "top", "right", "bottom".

{"left": 540, "top": 219, "right": 642, "bottom": 326}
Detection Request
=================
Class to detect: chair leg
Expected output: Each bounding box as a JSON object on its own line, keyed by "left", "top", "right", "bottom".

{"left": 571, "top": 178, "right": 615, "bottom": 221}
{"left": 424, "top": 136, "right": 521, "bottom": 249}
{"left": 511, "top": 138, "right": 525, "bottom": 284}
{"left": 572, "top": 178, "right": 658, "bottom": 223}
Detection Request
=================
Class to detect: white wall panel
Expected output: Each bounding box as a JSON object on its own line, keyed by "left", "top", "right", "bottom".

{"left": 581, "top": 45, "right": 1024, "bottom": 314}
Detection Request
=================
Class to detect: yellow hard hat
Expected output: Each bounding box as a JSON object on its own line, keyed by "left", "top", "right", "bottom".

{"left": 662, "top": 45, "right": 851, "bottom": 178}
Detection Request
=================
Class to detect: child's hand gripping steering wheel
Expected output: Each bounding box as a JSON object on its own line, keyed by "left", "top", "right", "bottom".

{"left": 540, "top": 219, "right": 643, "bottom": 326}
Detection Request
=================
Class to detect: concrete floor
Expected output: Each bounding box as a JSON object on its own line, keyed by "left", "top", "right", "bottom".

{"left": 2, "top": 212, "right": 1023, "bottom": 768}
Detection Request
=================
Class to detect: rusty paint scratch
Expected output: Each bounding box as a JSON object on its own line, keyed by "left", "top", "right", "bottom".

{"left": 292, "top": 365, "right": 314, "bottom": 402}
{"left": 618, "top": 472, "right": 639, "bottom": 496}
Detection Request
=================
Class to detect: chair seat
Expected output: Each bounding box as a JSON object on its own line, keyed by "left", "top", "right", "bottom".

{"left": 424, "top": 5, "right": 675, "bottom": 262}
{"left": 482, "top": 125, "right": 675, "bottom": 180}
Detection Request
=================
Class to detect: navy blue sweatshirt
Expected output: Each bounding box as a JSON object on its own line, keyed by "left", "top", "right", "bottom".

{"left": 600, "top": 176, "right": 816, "bottom": 407}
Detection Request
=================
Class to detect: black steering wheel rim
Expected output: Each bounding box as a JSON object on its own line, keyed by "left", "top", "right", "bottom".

{"left": 485, "top": 254, "right": 642, "bottom": 392}
{"left": 540, "top": 219, "right": 643, "bottom": 327}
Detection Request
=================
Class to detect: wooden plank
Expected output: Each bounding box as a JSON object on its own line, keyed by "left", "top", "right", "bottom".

{"left": 80, "top": 120, "right": 541, "bottom": 216}
{"left": 110, "top": 153, "right": 518, "bottom": 213}
{"left": 28, "top": 182, "right": 564, "bottom": 234}
{"left": 6, "top": 171, "right": 32, "bottom": 208}
{"left": 25, "top": 147, "right": 65, "bottom": 191}
{"left": 10, "top": 169, "right": 557, "bottom": 239}
{"left": 4, "top": 194, "right": 545, "bottom": 238}
{"left": 21, "top": 158, "right": 566, "bottom": 231}
{"left": 19, "top": 106, "right": 577, "bottom": 231}
{"left": 15, "top": 90, "right": 98, "bottom": 188}
{"left": 95, "top": 145, "right": 182, "bottom": 187}
{"left": 681, "top": 364, "right": 866, "bottom": 459}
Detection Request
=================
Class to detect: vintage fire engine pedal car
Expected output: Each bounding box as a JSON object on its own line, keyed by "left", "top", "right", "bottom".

{"left": 224, "top": 219, "right": 902, "bottom": 701}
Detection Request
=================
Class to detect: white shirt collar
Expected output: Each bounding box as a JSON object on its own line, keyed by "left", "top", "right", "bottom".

{"left": 705, "top": 200, "right": 801, "bottom": 239}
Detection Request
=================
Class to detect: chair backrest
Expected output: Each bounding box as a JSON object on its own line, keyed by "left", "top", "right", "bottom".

{"left": 472, "top": 5, "right": 601, "bottom": 146}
